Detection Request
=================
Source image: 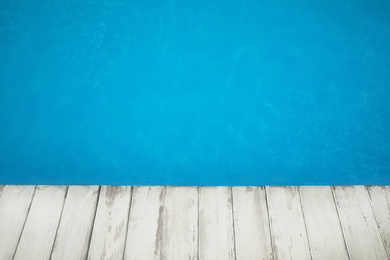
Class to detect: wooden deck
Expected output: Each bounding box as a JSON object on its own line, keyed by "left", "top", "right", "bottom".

{"left": 0, "top": 185, "right": 389, "bottom": 260}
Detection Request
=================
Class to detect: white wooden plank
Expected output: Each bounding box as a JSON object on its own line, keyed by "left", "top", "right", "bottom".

{"left": 51, "top": 186, "right": 100, "bottom": 260}
{"left": 199, "top": 187, "right": 235, "bottom": 260}
{"left": 0, "top": 185, "right": 35, "bottom": 260}
{"left": 14, "top": 186, "right": 67, "bottom": 260}
{"left": 162, "top": 187, "right": 198, "bottom": 260}
{"left": 267, "top": 186, "right": 311, "bottom": 260}
{"left": 232, "top": 187, "right": 272, "bottom": 260}
{"left": 299, "top": 186, "right": 349, "bottom": 260}
{"left": 366, "top": 186, "right": 390, "bottom": 258}
{"left": 87, "top": 186, "right": 132, "bottom": 260}
{"left": 124, "top": 186, "right": 166, "bottom": 260}
{"left": 333, "top": 186, "right": 388, "bottom": 260}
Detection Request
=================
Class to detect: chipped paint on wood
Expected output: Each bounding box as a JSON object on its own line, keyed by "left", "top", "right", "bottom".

{"left": 300, "top": 186, "right": 349, "bottom": 259}
{"left": 267, "top": 186, "right": 311, "bottom": 260}
{"left": 233, "top": 186, "right": 273, "bottom": 260}
{"left": 124, "top": 186, "right": 165, "bottom": 260}
{"left": 0, "top": 185, "right": 35, "bottom": 260}
{"left": 51, "top": 186, "right": 100, "bottom": 260}
{"left": 334, "top": 186, "right": 388, "bottom": 260}
{"left": 14, "top": 186, "right": 66, "bottom": 260}
{"left": 0, "top": 185, "right": 389, "bottom": 259}
{"left": 366, "top": 186, "right": 390, "bottom": 258}
{"left": 162, "top": 187, "right": 198, "bottom": 260}
{"left": 88, "top": 186, "right": 132, "bottom": 260}
{"left": 199, "top": 187, "right": 235, "bottom": 260}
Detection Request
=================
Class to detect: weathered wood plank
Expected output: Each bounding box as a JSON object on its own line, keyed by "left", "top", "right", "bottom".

{"left": 0, "top": 185, "right": 35, "bottom": 260}
{"left": 199, "top": 187, "right": 235, "bottom": 260}
{"left": 267, "top": 186, "right": 311, "bottom": 260}
{"left": 333, "top": 186, "right": 388, "bottom": 260}
{"left": 232, "top": 187, "right": 272, "bottom": 260}
{"left": 87, "top": 186, "right": 132, "bottom": 260}
{"left": 124, "top": 186, "right": 166, "bottom": 260}
{"left": 2, "top": 185, "right": 389, "bottom": 260}
{"left": 366, "top": 186, "right": 390, "bottom": 258}
{"left": 162, "top": 187, "right": 198, "bottom": 260}
{"left": 51, "top": 186, "right": 100, "bottom": 260}
{"left": 299, "top": 186, "right": 349, "bottom": 260}
{"left": 14, "top": 186, "right": 67, "bottom": 260}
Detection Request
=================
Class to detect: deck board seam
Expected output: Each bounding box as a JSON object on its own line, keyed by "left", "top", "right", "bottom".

{"left": 14, "top": 185, "right": 37, "bottom": 259}
{"left": 298, "top": 187, "right": 313, "bottom": 260}
{"left": 364, "top": 186, "right": 390, "bottom": 258}
{"left": 122, "top": 186, "right": 134, "bottom": 260}
{"left": 265, "top": 186, "right": 275, "bottom": 260}
{"left": 85, "top": 185, "right": 102, "bottom": 259}
{"left": 120, "top": 186, "right": 133, "bottom": 260}
{"left": 330, "top": 186, "right": 352, "bottom": 260}
{"left": 49, "top": 186, "right": 70, "bottom": 259}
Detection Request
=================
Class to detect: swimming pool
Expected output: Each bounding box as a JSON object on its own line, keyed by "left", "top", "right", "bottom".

{"left": 1, "top": 0, "right": 389, "bottom": 185}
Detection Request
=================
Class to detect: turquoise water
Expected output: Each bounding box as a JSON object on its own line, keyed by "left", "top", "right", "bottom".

{"left": 0, "top": 0, "right": 389, "bottom": 185}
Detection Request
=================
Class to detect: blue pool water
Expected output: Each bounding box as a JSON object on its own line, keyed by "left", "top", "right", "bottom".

{"left": 0, "top": 0, "right": 389, "bottom": 185}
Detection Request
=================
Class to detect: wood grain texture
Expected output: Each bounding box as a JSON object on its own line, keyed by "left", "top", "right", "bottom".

{"left": 124, "top": 186, "right": 166, "bottom": 260}
{"left": 2, "top": 185, "right": 390, "bottom": 259}
{"left": 232, "top": 187, "right": 272, "bottom": 260}
{"left": 199, "top": 187, "right": 235, "bottom": 260}
{"left": 267, "top": 186, "right": 311, "bottom": 260}
{"left": 299, "top": 186, "right": 349, "bottom": 260}
{"left": 333, "top": 186, "right": 388, "bottom": 260}
{"left": 0, "top": 185, "right": 35, "bottom": 260}
{"left": 51, "top": 186, "right": 100, "bottom": 260}
{"left": 162, "top": 187, "right": 198, "bottom": 260}
{"left": 366, "top": 186, "right": 390, "bottom": 258}
{"left": 14, "top": 186, "right": 66, "bottom": 260}
{"left": 87, "top": 186, "right": 132, "bottom": 260}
